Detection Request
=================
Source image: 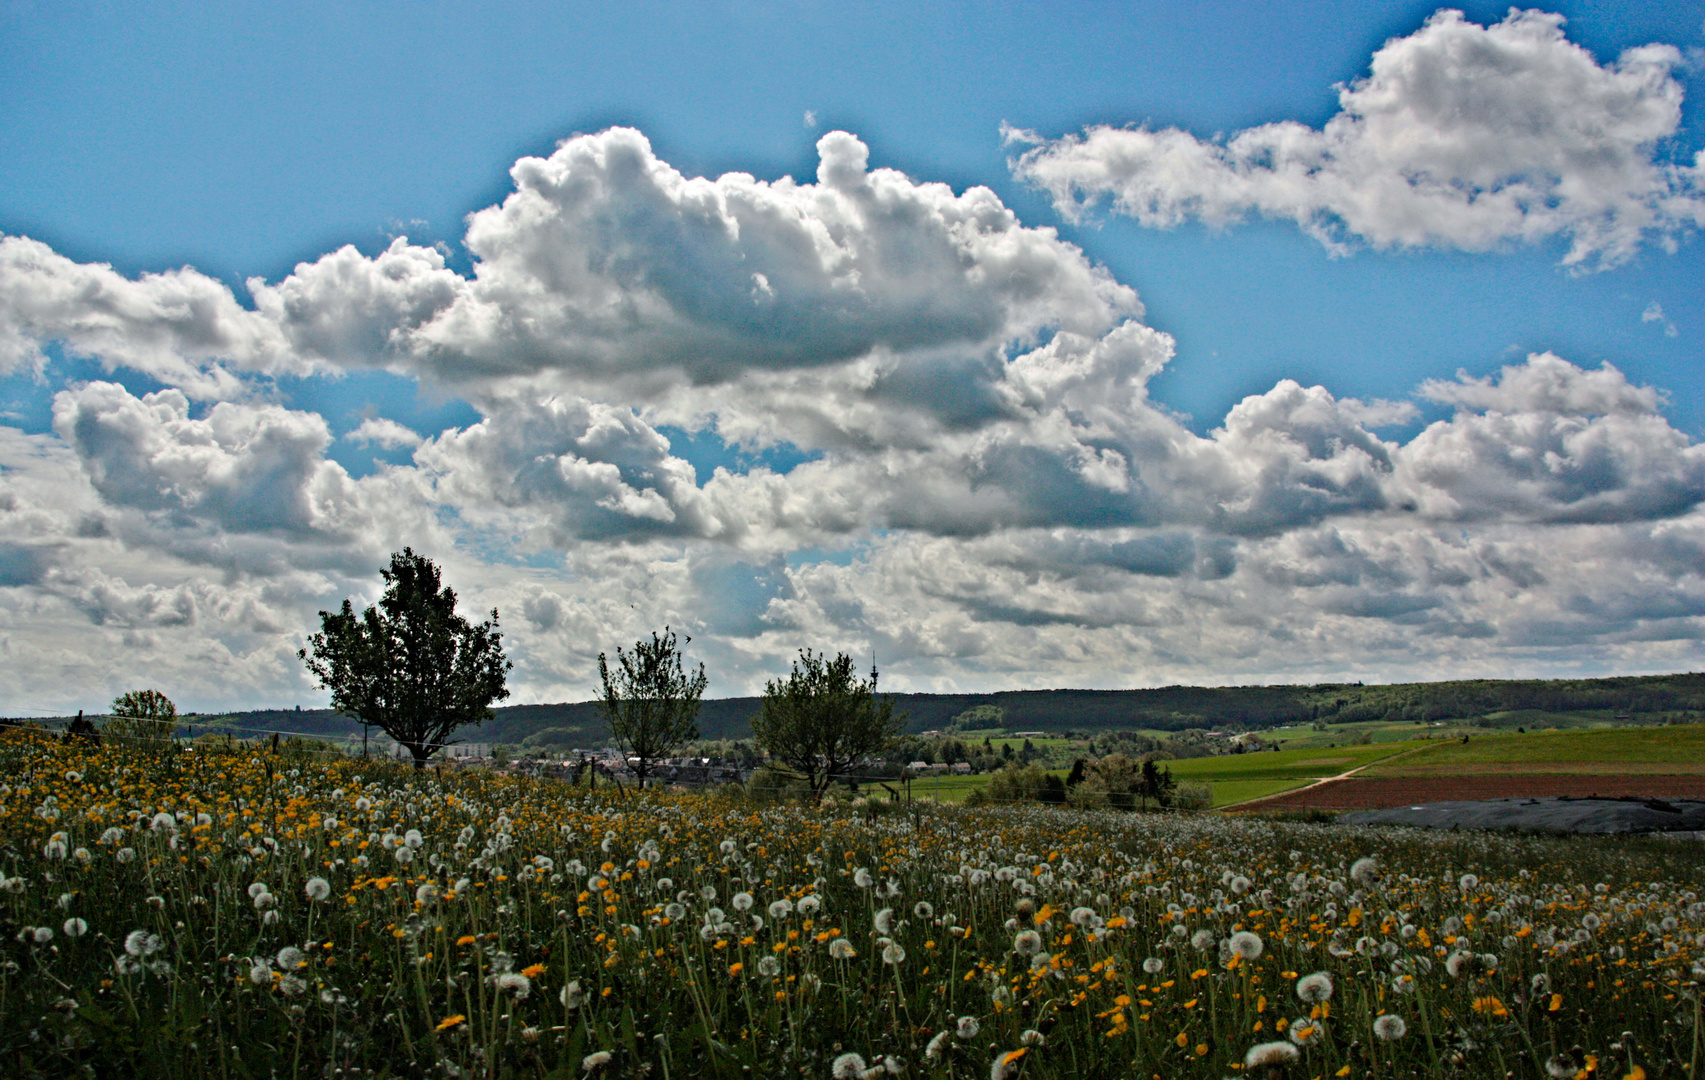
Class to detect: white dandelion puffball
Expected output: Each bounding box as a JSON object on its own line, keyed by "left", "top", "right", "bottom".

{"left": 768, "top": 899, "right": 793, "bottom": 920}
{"left": 874, "top": 907, "right": 894, "bottom": 934}
{"left": 731, "top": 891, "right": 754, "bottom": 912}
{"left": 757, "top": 955, "right": 781, "bottom": 977}
{"left": 1373, "top": 1014, "right": 1408, "bottom": 1041}
{"left": 276, "top": 946, "right": 306, "bottom": 970}
{"left": 1013, "top": 930, "right": 1043, "bottom": 956}
{"left": 926, "top": 1031, "right": 952, "bottom": 1062}
{"left": 63, "top": 917, "right": 87, "bottom": 938}
{"left": 1142, "top": 957, "right": 1164, "bottom": 974}
{"left": 305, "top": 878, "right": 331, "bottom": 902}
{"left": 832, "top": 1052, "right": 868, "bottom": 1080}
{"left": 882, "top": 942, "right": 906, "bottom": 965}
{"left": 581, "top": 1050, "right": 612, "bottom": 1071}
{"left": 1288, "top": 1018, "right": 1323, "bottom": 1046}
{"left": 1350, "top": 857, "right": 1381, "bottom": 887}
{"left": 1244, "top": 1041, "right": 1300, "bottom": 1068}
{"left": 496, "top": 972, "right": 532, "bottom": 998}
{"left": 829, "top": 938, "right": 857, "bottom": 960}
{"left": 853, "top": 868, "right": 874, "bottom": 888}
{"left": 1295, "top": 971, "right": 1334, "bottom": 1003}
{"left": 957, "top": 1015, "right": 980, "bottom": 1039}
{"left": 1229, "top": 931, "right": 1264, "bottom": 960}
{"left": 991, "top": 1049, "right": 1026, "bottom": 1080}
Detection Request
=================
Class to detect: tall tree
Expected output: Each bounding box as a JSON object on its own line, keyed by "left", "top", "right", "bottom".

{"left": 107, "top": 689, "right": 177, "bottom": 744}
{"left": 300, "top": 549, "right": 511, "bottom": 768}
{"left": 598, "top": 628, "right": 707, "bottom": 788}
{"left": 751, "top": 650, "right": 900, "bottom": 802}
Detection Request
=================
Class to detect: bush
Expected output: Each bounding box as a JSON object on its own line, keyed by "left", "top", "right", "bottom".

{"left": 1171, "top": 781, "right": 1213, "bottom": 811}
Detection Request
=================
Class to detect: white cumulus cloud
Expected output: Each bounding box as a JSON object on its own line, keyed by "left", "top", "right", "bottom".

{"left": 1009, "top": 9, "right": 1705, "bottom": 267}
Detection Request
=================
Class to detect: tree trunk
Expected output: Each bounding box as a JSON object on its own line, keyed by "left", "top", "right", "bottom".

{"left": 409, "top": 743, "right": 431, "bottom": 769}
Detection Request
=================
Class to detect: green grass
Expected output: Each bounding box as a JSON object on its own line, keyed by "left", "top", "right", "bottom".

{"left": 1204, "top": 778, "right": 1308, "bottom": 807}
{"left": 1362, "top": 720, "right": 1705, "bottom": 773}
{"left": 1163, "top": 740, "right": 1422, "bottom": 782}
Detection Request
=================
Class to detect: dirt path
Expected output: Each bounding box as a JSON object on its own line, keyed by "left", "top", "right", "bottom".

{"left": 1216, "top": 743, "right": 1436, "bottom": 812}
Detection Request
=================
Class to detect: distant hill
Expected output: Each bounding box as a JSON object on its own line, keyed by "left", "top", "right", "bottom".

{"left": 16, "top": 672, "right": 1701, "bottom": 749}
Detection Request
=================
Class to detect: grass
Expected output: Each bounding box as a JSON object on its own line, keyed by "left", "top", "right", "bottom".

{"left": 1202, "top": 778, "right": 1309, "bottom": 808}
{"left": 2, "top": 728, "right": 1703, "bottom": 1079}
{"left": 1165, "top": 741, "right": 1423, "bottom": 783}
{"left": 1361, "top": 721, "right": 1705, "bottom": 775}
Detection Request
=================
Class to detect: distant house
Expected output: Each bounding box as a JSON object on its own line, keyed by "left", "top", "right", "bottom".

{"left": 1013, "top": 731, "right": 1046, "bottom": 738}
{"left": 952, "top": 762, "right": 972, "bottom": 774}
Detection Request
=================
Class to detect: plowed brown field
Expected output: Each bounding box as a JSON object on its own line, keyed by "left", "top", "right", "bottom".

{"left": 1234, "top": 774, "right": 1705, "bottom": 812}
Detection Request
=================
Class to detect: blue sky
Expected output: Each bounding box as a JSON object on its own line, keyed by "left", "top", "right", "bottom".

{"left": 1, "top": 0, "right": 1703, "bottom": 711}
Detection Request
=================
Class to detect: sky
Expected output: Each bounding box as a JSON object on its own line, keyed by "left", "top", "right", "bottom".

{"left": 1, "top": 0, "right": 1703, "bottom": 713}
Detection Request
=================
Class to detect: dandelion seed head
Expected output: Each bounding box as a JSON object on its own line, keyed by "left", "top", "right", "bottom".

{"left": 1373, "top": 1014, "right": 1407, "bottom": 1041}
{"left": 1296, "top": 971, "right": 1334, "bottom": 1003}
{"left": 1243, "top": 1040, "right": 1300, "bottom": 1068}
{"left": 1229, "top": 930, "right": 1264, "bottom": 960}
{"left": 832, "top": 1052, "right": 868, "bottom": 1079}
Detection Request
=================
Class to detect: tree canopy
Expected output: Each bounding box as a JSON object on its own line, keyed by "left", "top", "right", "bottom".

{"left": 107, "top": 689, "right": 177, "bottom": 745}
{"left": 751, "top": 650, "right": 900, "bottom": 801}
{"left": 299, "top": 549, "right": 511, "bottom": 768}
{"left": 598, "top": 628, "right": 707, "bottom": 787}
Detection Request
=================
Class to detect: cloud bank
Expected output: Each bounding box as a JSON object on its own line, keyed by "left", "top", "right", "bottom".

{"left": 1, "top": 116, "right": 1701, "bottom": 710}
{"left": 1008, "top": 9, "right": 1705, "bottom": 267}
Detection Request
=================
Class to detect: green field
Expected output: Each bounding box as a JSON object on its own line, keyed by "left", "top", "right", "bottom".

{"left": 1360, "top": 720, "right": 1705, "bottom": 774}
{"left": 905, "top": 740, "right": 1424, "bottom": 807}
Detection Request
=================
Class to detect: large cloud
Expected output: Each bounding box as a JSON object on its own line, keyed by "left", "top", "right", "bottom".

{"left": 0, "top": 237, "right": 294, "bottom": 396}
{"left": 1009, "top": 9, "right": 1704, "bottom": 267}
{"left": 1396, "top": 354, "right": 1705, "bottom": 523}
{"left": 1, "top": 123, "right": 1702, "bottom": 707}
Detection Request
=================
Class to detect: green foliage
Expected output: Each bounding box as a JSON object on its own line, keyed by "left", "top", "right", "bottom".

{"left": 751, "top": 650, "right": 900, "bottom": 801}
{"left": 105, "top": 689, "right": 176, "bottom": 745}
{"left": 947, "top": 703, "right": 1005, "bottom": 732}
{"left": 299, "top": 548, "right": 511, "bottom": 768}
{"left": 598, "top": 628, "right": 708, "bottom": 787}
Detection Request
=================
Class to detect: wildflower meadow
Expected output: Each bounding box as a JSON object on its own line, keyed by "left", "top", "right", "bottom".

{"left": 1, "top": 728, "right": 1701, "bottom": 1079}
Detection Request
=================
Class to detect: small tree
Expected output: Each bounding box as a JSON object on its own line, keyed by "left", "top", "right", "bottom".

{"left": 107, "top": 689, "right": 177, "bottom": 744}
{"left": 751, "top": 650, "right": 900, "bottom": 802}
{"left": 299, "top": 549, "right": 511, "bottom": 769}
{"left": 598, "top": 628, "right": 707, "bottom": 788}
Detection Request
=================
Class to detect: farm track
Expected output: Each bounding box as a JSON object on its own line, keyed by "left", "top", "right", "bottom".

{"left": 1230, "top": 773, "right": 1705, "bottom": 812}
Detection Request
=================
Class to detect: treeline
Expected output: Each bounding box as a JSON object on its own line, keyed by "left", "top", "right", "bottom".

{"left": 88, "top": 670, "right": 1704, "bottom": 748}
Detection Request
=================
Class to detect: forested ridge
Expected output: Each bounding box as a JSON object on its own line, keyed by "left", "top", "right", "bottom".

{"left": 36, "top": 671, "right": 1704, "bottom": 747}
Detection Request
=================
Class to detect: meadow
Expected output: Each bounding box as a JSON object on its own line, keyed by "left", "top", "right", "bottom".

{"left": 1360, "top": 724, "right": 1705, "bottom": 776}
{"left": 2, "top": 728, "right": 1702, "bottom": 1079}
